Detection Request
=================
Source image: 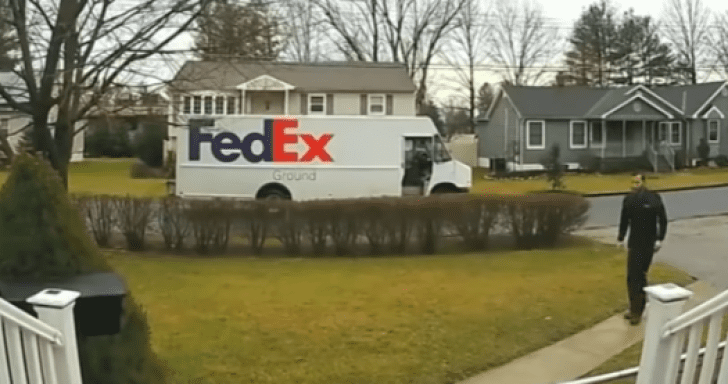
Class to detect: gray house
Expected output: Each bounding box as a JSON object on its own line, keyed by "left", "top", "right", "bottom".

{"left": 477, "top": 82, "right": 728, "bottom": 172}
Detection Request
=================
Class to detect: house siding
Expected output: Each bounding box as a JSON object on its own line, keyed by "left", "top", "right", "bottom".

{"left": 333, "top": 94, "right": 361, "bottom": 115}
{"left": 393, "top": 93, "right": 416, "bottom": 115}
{"left": 608, "top": 100, "right": 668, "bottom": 121}
{"left": 477, "top": 96, "right": 516, "bottom": 161}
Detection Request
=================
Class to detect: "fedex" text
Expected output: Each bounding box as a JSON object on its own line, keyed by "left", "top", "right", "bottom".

{"left": 189, "top": 119, "right": 333, "bottom": 163}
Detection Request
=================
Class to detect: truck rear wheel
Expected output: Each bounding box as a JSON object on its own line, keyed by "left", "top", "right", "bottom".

{"left": 257, "top": 187, "right": 291, "bottom": 200}
{"left": 431, "top": 184, "right": 462, "bottom": 194}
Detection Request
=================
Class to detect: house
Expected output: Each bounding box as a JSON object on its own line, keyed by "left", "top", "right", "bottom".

{"left": 165, "top": 60, "right": 418, "bottom": 155}
{"left": 0, "top": 72, "right": 84, "bottom": 164}
{"left": 477, "top": 82, "right": 728, "bottom": 172}
{"left": 84, "top": 86, "right": 170, "bottom": 158}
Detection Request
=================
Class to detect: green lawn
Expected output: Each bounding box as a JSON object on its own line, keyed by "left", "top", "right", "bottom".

{"left": 472, "top": 167, "right": 728, "bottom": 196}
{"left": 105, "top": 241, "right": 692, "bottom": 384}
{"left": 0, "top": 158, "right": 167, "bottom": 197}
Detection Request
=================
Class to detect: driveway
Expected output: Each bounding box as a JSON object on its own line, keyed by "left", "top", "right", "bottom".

{"left": 577, "top": 215, "right": 728, "bottom": 290}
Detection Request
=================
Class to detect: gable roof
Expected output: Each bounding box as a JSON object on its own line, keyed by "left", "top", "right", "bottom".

{"left": 500, "top": 85, "right": 610, "bottom": 118}
{"left": 651, "top": 82, "right": 726, "bottom": 117}
{"left": 493, "top": 82, "right": 728, "bottom": 120}
{"left": 170, "top": 61, "right": 417, "bottom": 93}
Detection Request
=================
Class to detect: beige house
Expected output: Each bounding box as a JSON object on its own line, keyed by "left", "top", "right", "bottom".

{"left": 166, "top": 61, "right": 418, "bottom": 154}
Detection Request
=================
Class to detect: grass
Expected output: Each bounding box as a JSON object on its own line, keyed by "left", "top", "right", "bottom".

{"left": 0, "top": 158, "right": 167, "bottom": 197}
{"left": 104, "top": 240, "right": 693, "bottom": 384}
{"left": 471, "top": 167, "right": 728, "bottom": 196}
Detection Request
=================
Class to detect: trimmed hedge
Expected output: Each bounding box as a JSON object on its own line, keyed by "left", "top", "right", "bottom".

{"left": 71, "top": 193, "right": 590, "bottom": 256}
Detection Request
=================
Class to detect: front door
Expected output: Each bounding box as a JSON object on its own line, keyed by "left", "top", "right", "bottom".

{"left": 605, "top": 121, "right": 623, "bottom": 157}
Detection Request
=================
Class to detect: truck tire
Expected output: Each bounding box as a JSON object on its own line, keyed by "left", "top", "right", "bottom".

{"left": 431, "top": 184, "right": 462, "bottom": 194}
{"left": 257, "top": 187, "right": 291, "bottom": 200}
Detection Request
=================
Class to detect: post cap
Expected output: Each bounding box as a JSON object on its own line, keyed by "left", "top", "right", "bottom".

{"left": 27, "top": 289, "right": 81, "bottom": 308}
{"left": 644, "top": 283, "right": 693, "bottom": 303}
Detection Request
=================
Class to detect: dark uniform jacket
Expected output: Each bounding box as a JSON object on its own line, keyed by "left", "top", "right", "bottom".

{"left": 618, "top": 188, "right": 668, "bottom": 248}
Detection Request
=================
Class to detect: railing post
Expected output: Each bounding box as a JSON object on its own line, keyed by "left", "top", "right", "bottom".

{"left": 636, "top": 283, "right": 693, "bottom": 384}
{"left": 27, "top": 289, "right": 83, "bottom": 384}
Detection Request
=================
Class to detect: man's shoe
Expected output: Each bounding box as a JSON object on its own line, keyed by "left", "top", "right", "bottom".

{"left": 629, "top": 316, "right": 642, "bottom": 325}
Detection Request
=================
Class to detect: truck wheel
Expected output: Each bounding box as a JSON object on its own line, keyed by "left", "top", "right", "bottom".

{"left": 258, "top": 188, "right": 291, "bottom": 200}
{"left": 431, "top": 185, "right": 461, "bottom": 194}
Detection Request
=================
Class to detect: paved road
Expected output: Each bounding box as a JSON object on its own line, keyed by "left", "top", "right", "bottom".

{"left": 585, "top": 186, "right": 728, "bottom": 228}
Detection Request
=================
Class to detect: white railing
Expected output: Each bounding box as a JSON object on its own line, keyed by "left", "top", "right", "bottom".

{"left": 647, "top": 145, "right": 659, "bottom": 173}
{"left": 659, "top": 141, "right": 676, "bottom": 172}
{"left": 554, "top": 284, "right": 728, "bottom": 384}
{"left": 0, "top": 289, "right": 83, "bottom": 384}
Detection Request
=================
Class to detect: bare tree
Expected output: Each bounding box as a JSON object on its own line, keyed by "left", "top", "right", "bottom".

{"left": 661, "top": 0, "right": 711, "bottom": 84}
{"left": 709, "top": 11, "right": 728, "bottom": 77}
{"left": 489, "top": 0, "right": 559, "bottom": 85}
{"left": 439, "top": 0, "right": 490, "bottom": 131}
{"left": 0, "top": 0, "right": 209, "bottom": 187}
{"left": 314, "top": 0, "right": 467, "bottom": 112}
{"left": 279, "top": 0, "right": 331, "bottom": 62}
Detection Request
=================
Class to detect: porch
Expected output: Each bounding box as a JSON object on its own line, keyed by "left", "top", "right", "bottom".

{"left": 589, "top": 119, "right": 683, "bottom": 172}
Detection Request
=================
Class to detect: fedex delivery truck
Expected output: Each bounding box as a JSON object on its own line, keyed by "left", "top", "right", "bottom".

{"left": 174, "top": 115, "right": 471, "bottom": 200}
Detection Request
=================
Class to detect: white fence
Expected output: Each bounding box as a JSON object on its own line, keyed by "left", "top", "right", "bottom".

{"left": 558, "top": 283, "right": 728, "bottom": 384}
{"left": 0, "top": 289, "right": 82, "bottom": 384}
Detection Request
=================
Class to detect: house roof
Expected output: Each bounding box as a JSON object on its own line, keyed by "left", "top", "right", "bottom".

{"left": 496, "top": 82, "right": 728, "bottom": 120}
{"left": 651, "top": 82, "right": 725, "bottom": 116}
{"left": 170, "top": 61, "right": 417, "bottom": 93}
{"left": 500, "top": 85, "right": 610, "bottom": 118}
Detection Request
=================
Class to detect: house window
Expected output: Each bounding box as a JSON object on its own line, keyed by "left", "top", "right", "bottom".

{"left": 590, "top": 122, "right": 604, "bottom": 147}
{"left": 227, "top": 97, "right": 236, "bottom": 115}
{"left": 369, "top": 94, "right": 385, "bottom": 115}
{"left": 193, "top": 96, "right": 202, "bottom": 114}
{"left": 215, "top": 96, "right": 225, "bottom": 114}
{"left": 183, "top": 96, "right": 191, "bottom": 114}
{"left": 570, "top": 120, "right": 587, "bottom": 149}
{"left": 526, "top": 120, "right": 545, "bottom": 149}
{"left": 309, "top": 94, "right": 325, "bottom": 115}
{"left": 203, "top": 96, "right": 213, "bottom": 114}
{"left": 708, "top": 119, "right": 720, "bottom": 143}
{"left": 659, "top": 122, "right": 681, "bottom": 145}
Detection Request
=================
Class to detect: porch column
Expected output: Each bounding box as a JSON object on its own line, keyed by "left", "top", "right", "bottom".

{"left": 642, "top": 120, "right": 646, "bottom": 150}
{"left": 241, "top": 89, "right": 246, "bottom": 115}
{"left": 284, "top": 89, "right": 289, "bottom": 115}
{"left": 601, "top": 120, "right": 606, "bottom": 159}
{"left": 622, "top": 120, "right": 626, "bottom": 158}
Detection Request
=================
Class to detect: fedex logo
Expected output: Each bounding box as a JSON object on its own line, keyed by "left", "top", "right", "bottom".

{"left": 189, "top": 118, "right": 333, "bottom": 163}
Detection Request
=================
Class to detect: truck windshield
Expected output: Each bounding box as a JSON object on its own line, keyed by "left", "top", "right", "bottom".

{"left": 433, "top": 135, "right": 452, "bottom": 163}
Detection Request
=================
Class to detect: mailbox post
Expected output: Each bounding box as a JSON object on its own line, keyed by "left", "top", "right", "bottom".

{"left": 0, "top": 272, "right": 127, "bottom": 336}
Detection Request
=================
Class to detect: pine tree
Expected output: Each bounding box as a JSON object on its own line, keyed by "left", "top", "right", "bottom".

{"left": 195, "top": 0, "right": 283, "bottom": 61}
{"left": 611, "top": 12, "right": 678, "bottom": 85}
{"left": 564, "top": 0, "right": 620, "bottom": 86}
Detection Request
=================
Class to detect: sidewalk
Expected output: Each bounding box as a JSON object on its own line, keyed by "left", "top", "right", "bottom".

{"left": 457, "top": 280, "right": 720, "bottom": 384}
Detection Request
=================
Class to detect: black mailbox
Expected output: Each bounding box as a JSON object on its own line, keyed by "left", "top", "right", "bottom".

{"left": 0, "top": 272, "right": 127, "bottom": 336}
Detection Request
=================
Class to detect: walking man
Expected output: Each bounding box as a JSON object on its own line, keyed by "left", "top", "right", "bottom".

{"left": 618, "top": 173, "right": 668, "bottom": 325}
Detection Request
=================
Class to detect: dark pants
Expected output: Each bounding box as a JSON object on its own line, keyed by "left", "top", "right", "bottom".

{"left": 627, "top": 245, "right": 655, "bottom": 316}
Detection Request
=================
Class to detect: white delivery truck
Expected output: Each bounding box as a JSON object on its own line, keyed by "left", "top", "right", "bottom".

{"left": 174, "top": 115, "right": 471, "bottom": 200}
